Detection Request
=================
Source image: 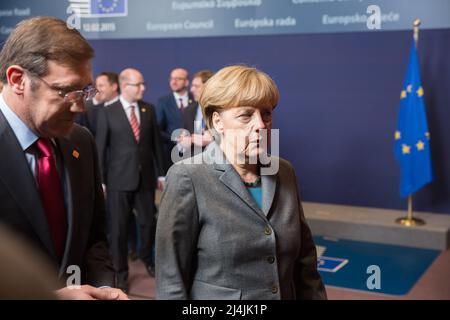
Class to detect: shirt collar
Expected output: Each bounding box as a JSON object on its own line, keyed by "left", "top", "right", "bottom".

{"left": 104, "top": 95, "right": 119, "bottom": 106}
{"left": 173, "top": 91, "right": 188, "bottom": 101}
{"left": 0, "top": 93, "right": 38, "bottom": 151}
{"left": 119, "top": 95, "right": 138, "bottom": 110}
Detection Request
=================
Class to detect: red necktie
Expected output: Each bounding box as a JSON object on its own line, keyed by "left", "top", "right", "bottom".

{"left": 129, "top": 106, "right": 140, "bottom": 142}
{"left": 35, "top": 138, "right": 67, "bottom": 259}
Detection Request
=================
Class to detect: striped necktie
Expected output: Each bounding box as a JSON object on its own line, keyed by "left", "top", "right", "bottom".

{"left": 129, "top": 105, "right": 140, "bottom": 142}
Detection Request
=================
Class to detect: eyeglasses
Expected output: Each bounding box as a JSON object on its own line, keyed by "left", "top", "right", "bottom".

{"left": 25, "top": 70, "right": 98, "bottom": 103}
{"left": 126, "top": 82, "right": 145, "bottom": 87}
{"left": 170, "top": 77, "right": 187, "bottom": 81}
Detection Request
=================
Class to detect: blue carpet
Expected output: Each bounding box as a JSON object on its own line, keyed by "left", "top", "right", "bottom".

{"left": 313, "top": 236, "right": 440, "bottom": 295}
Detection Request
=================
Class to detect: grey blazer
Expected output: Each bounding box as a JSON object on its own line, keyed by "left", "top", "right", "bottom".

{"left": 155, "top": 142, "right": 327, "bottom": 300}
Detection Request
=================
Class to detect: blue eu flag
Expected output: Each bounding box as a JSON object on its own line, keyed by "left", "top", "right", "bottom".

{"left": 91, "top": 0, "right": 127, "bottom": 16}
{"left": 394, "top": 40, "right": 433, "bottom": 198}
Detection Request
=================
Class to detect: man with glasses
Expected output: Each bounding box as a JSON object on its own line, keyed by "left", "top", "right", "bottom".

{"left": 0, "top": 16, "right": 127, "bottom": 300}
{"left": 155, "top": 68, "right": 194, "bottom": 173}
{"left": 96, "top": 68, "right": 165, "bottom": 293}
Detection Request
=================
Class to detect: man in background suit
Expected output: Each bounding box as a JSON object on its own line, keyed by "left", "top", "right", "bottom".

{"left": 96, "top": 68, "right": 165, "bottom": 293}
{"left": 0, "top": 16, "right": 127, "bottom": 299}
{"left": 76, "top": 72, "right": 119, "bottom": 137}
{"left": 180, "top": 69, "right": 214, "bottom": 157}
{"left": 156, "top": 68, "right": 194, "bottom": 172}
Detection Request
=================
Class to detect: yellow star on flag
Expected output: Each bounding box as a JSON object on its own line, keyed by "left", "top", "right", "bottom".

{"left": 417, "top": 87, "right": 424, "bottom": 97}
{"left": 395, "top": 131, "right": 401, "bottom": 140}
{"left": 400, "top": 90, "right": 407, "bottom": 99}
{"left": 402, "top": 144, "right": 411, "bottom": 154}
{"left": 406, "top": 84, "right": 412, "bottom": 93}
{"left": 416, "top": 140, "right": 425, "bottom": 151}
{"left": 425, "top": 132, "right": 430, "bottom": 140}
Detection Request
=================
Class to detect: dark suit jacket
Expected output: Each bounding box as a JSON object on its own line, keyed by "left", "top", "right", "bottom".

{"left": 181, "top": 102, "right": 208, "bottom": 158}
{"left": 156, "top": 142, "right": 327, "bottom": 300}
{"left": 155, "top": 93, "right": 194, "bottom": 143}
{"left": 182, "top": 101, "right": 199, "bottom": 134}
{"left": 0, "top": 110, "right": 114, "bottom": 287}
{"left": 96, "top": 100, "right": 164, "bottom": 192}
{"left": 75, "top": 100, "right": 103, "bottom": 138}
{"left": 156, "top": 93, "right": 194, "bottom": 172}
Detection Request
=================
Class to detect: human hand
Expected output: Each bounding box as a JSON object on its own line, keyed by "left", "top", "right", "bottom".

{"left": 55, "top": 285, "right": 129, "bottom": 300}
{"left": 157, "top": 177, "right": 166, "bottom": 191}
{"left": 202, "top": 130, "right": 213, "bottom": 145}
{"left": 178, "top": 134, "right": 192, "bottom": 149}
{"left": 191, "top": 133, "right": 203, "bottom": 147}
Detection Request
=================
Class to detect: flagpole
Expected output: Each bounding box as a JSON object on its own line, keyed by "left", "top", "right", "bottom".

{"left": 396, "top": 19, "right": 426, "bottom": 227}
{"left": 396, "top": 194, "right": 425, "bottom": 226}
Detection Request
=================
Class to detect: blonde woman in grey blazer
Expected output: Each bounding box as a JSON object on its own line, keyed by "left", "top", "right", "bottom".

{"left": 156, "top": 65, "right": 327, "bottom": 300}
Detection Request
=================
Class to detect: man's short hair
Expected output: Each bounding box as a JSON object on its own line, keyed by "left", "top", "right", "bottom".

{"left": 97, "top": 72, "right": 120, "bottom": 93}
{"left": 192, "top": 70, "right": 214, "bottom": 84}
{"left": 0, "top": 16, "right": 94, "bottom": 83}
{"left": 97, "top": 72, "right": 119, "bottom": 86}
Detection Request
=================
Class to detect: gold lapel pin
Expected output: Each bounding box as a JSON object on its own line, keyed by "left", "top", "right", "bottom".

{"left": 141, "top": 108, "right": 146, "bottom": 112}
{"left": 72, "top": 150, "right": 80, "bottom": 159}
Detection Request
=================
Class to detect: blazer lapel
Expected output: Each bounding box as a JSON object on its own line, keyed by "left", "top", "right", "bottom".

{"left": 113, "top": 101, "right": 137, "bottom": 143}
{"left": 137, "top": 102, "right": 149, "bottom": 142}
{"left": 261, "top": 173, "right": 277, "bottom": 217}
{"left": 219, "top": 168, "right": 266, "bottom": 220}
{"left": 0, "top": 113, "right": 56, "bottom": 259}
{"left": 170, "top": 96, "right": 182, "bottom": 126}
{"left": 55, "top": 137, "right": 78, "bottom": 274}
{"left": 206, "top": 142, "right": 267, "bottom": 221}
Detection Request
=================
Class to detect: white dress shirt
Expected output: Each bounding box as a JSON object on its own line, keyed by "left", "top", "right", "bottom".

{"left": 0, "top": 93, "right": 38, "bottom": 179}
{"left": 119, "top": 95, "right": 140, "bottom": 125}
{"left": 0, "top": 93, "right": 67, "bottom": 205}
{"left": 173, "top": 92, "right": 189, "bottom": 109}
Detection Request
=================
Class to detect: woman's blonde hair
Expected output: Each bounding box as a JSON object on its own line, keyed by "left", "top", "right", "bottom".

{"left": 199, "top": 65, "right": 279, "bottom": 129}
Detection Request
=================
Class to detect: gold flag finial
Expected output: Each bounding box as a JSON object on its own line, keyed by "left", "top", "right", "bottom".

{"left": 413, "top": 19, "right": 421, "bottom": 46}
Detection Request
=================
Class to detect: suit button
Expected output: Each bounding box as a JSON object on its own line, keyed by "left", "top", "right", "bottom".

{"left": 267, "top": 256, "right": 275, "bottom": 264}
{"left": 271, "top": 285, "right": 278, "bottom": 294}
{"left": 264, "top": 226, "right": 272, "bottom": 235}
